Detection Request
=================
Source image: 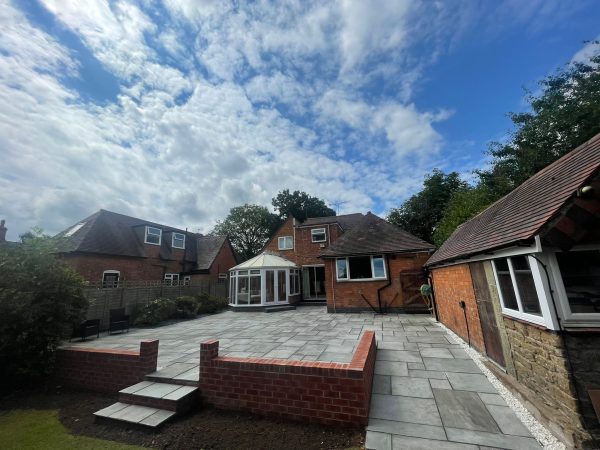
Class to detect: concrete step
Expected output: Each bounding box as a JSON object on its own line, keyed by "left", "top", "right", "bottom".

{"left": 94, "top": 402, "right": 176, "bottom": 428}
{"left": 145, "top": 363, "right": 199, "bottom": 386}
{"left": 264, "top": 305, "right": 296, "bottom": 313}
{"left": 119, "top": 381, "right": 198, "bottom": 413}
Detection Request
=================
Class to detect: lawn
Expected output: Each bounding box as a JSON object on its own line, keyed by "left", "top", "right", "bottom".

{"left": 0, "top": 409, "right": 143, "bottom": 450}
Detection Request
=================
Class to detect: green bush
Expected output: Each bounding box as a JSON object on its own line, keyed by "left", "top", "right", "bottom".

{"left": 175, "top": 296, "right": 198, "bottom": 318}
{"left": 134, "top": 297, "right": 177, "bottom": 326}
{"left": 196, "top": 293, "right": 228, "bottom": 314}
{"left": 0, "top": 231, "right": 87, "bottom": 388}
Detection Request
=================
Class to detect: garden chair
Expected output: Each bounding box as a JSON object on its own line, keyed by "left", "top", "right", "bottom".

{"left": 109, "top": 308, "right": 130, "bottom": 334}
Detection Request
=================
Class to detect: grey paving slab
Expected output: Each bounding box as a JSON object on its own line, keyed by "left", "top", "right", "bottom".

{"left": 375, "top": 361, "right": 409, "bottom": 376}
{"left": 445, "top": 372, "right": 497, "bottom": 394}
{"left": 445, "top": 428, "right": 542, "bottom": 449}
{"left": 109, "top": 404, "right": 159, "bottom": 423}
{"left": 485, "top": 405, "right": 532, "bottom": 437}
{"left": 366, "top": 430, "right": 392, "bottom": 450}
{"left": 391, "top": 377, "right": 433, "bottom": 398}
{"left": 423, "top": 357, "right": 480, "bottom": 374}
{"left": 377, "top": 350, "right": 422, "bottom": 363}
{"left": 433, "top": 389, "right": 500, "bottom": 433}
{"left": 119, "top": 381, "right": 153, "bottom": 394}
{"left": 94, "top": 402, "right": 129, "bottom": 417}
{"left": 478, "top": 393, "right": 507, "bottom": 406}
{"left": 408, "top": 369, "right": 448, "bottom": 379}
{"left": 135, "top": 382, "right": 181, "bottom": 399}
{"left": 407, "top": 362, "right": 425, "bottom": 370}
{"left": 373, "top": 375, "right": 392, "bottom": 395}
{"left": 391, "top": 435, "right": 478, "bottom": 450}
{"left": 369, "top": 394, "right": 442, "bottom": 426}
{"left": 429, "top": 378, "right": 452, "bottom": 390}
{"left": 150, "top": 363, "right": 197, "bottom": 379}
{"left": 138, "top": 409, "right": 176, "bottom": 427}
{"left": 163, "top": 385, "right": 198, "bottom": 401}
{"left": 368, "top": 418, "right": 447, "bottom": 441}
{"left": 420, "top": 348, "right": 454, "bottom": 359}
{"left": 449, "top": 348, "right": 471, "bottom": 359}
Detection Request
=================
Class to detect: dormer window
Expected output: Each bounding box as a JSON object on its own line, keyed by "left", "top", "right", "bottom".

{"left": 172, "top": 232, "right": 185, "bottom": 249}
{"left": 311, "top": 228, "right": 326, "bottom": 243}
{"left": 144, "top": 226, "right": 162, "bottom": 245}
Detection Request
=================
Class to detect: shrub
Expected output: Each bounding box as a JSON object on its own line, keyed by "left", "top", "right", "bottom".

{"left": 196, "top": 293, "right": 228, "bottom": 314}
{"left": 134, "top": 297, "right": 177, "bottom": 326}
{"left": 175, "top": 296, "right": 198, "bottom": 318}
{"left": 0, "top": 231, "right": 87, "bottom": 388}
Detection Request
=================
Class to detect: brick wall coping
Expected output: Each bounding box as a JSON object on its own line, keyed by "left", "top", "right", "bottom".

{"left": 59, "top": 346, "right": 140, "bottom": 356}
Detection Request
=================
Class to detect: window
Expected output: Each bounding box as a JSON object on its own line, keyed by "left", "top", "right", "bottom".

{"left": 102, "top": 270, "right": 120, "bottom": 288}
{"left": 183, "top": 275, "right": 191, "bottom": 286}
{"left": 556, "top": 250, "right": 600, "bottom": 314}
{"left": 278, "top": 236, "right": 293, "bottom": 250}
{"left": 217, "top": 272, "right": 227, "bottom": 285}
{"left": 336, "top": 255, "right": 387, "bottom": 280}
{"left": 145, "top": 226, "right": 162, "bottom": 245}
{"left": 164, "top": 273, "right": 180, "bottom": 285}
{"left": 65, "top": 222, "right": 86, "bottom": 237}
{"left": 311, "top": 228, "right": 326, "bottom": 243}
{"left": 172, "top": 232, "right": 185, "bottom": 249}
{"left": 493, "top": 256, "right": 542, "bottom": 317}
{"left": 289, "top": 269, "right": 301, "bottom": 295}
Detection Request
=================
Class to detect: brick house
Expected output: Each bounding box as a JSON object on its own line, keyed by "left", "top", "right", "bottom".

{"left": 228, "top": 212, "right": 434, "bottom": 312}
{"left": 58, "top": 210, "right": 237, "bottom": 289}
{"left": 426, "top": 133, "right": 600, "bottom": 448}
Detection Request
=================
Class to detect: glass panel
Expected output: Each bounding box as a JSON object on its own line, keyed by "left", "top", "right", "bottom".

{"left": 311, "top": 228, "right": 326, "bottom": 242}
{"left": 494, "top": 259, "right": 519, "bottom": 310}
{"left": 237, "top": 276, "right": 249, "bottom": 305}
{"left": 265, "top": 270, "right": 275, "bottom": 302}
{"left": 336, "top": 259, "right": 348, "bottom": 279}
{"left": 237, "top": 270, "right": 248, "bottom": 275}
{"left": 511, "top": 256, "right": 541, "bottom": 315}
{"left": 372, "top": 257, "right": 385, "bottom": 278}
{"left": 278, "top": 270, "right": 287, "bottom": 302}
{"left": 556, "top": 250, "right": 600, "bottom": 314}
{"left": 230, "top": 277, "right": 235, "bottom": 304}
{"left": 348, "top": 256, "right": 372, "bottom": 279}
{"left": 295, "top": 271, "right": 301, "bottom": 295}
{"left": 289, "top": 271, "right": 296, "bottom": 295}
{"left": 250, "top": 275, "right": 261, "bottom": 304}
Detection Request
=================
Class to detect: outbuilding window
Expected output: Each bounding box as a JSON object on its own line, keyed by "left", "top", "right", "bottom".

{"left": 555, "top": 250, "right": 600, "bottom": 315}
{"left": 278, "top": 236, "right": 293, "bottom": 250}
{"left": 492, "top": 256, "right": 543, "bottom": 320}
{"left": 311, "top": 228, "right": 326, "bottom": 243}
{"left": 336, "top": 256, "right": 386, "bottom": 281}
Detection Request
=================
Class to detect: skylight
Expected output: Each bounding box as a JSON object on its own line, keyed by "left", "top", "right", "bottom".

{"left": 65, "top": 222, "right": 86, "bottom": 236}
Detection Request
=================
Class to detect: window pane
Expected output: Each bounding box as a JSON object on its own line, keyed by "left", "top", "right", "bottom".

{"left": 511, "top": 256, "right": 541, "bottom": 315}
{"left": 495, "top": 259, "right": 519, "bottom": 310}
{"left": 556, "top": 250, "right": 600, "bottom": 314}
{"left": 237, "top": 276, "right": 249, "bottom": 304}
{"left": 265, "top": 270, "right": 275, "bottom": 302}
{"left": 250, "top": 276, "right": 261, "bottom": 304}
{"left": 372, "top": 257, "right": 385, "bottom": 278}
{"left": 278, "top": 270, "right": 287, "bottom": 302}
{"left": 311, "top": 228, "right": 326, "bottom": 242}
{"left": 348, "top": 256, "right": 372, "bottom": 279}
{"left": 336, "top": 259, "right": 347, "bottom": 279}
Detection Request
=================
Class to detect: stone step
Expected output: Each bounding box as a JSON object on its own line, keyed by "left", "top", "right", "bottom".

{"left": 119, "top": 381, "right": 198, "bottom": 413}
{"left": 264, "top": 305, "right": 296, "bottom": 313}
{"left": 145, "top": 363, "right": 199, "bottom": 386}
{"left": 94, "top": 402, "right": 176, "bottom": 428}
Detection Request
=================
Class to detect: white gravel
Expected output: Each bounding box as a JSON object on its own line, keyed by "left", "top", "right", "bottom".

{"left": 436, "top": 321, "right": 566, "bottom": 450}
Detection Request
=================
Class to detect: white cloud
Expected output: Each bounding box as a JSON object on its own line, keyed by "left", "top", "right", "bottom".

{"left": 571, "top": 36, "right": 600, "bottom": 64}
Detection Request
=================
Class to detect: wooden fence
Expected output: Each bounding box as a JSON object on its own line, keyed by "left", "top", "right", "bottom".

{"left": 83, "top": 280, "right": 226, "bottom": 330}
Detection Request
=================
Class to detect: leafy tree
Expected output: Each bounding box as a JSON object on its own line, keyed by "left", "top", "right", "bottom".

{"left": 0, "top": 230, "right": 87, "bottom": 388}
{"left": 211, "top": 204, "right": 280, "bottom": 260}
{"left": 272, "top": 189, "right": 335, "bottom": 220}
{"left": 387, "top": 169, "right": 467, "bottom": 243}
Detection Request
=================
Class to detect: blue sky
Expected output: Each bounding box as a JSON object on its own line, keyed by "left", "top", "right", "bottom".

{"left": 1, "top": 0, "right": 599, "bottom": 240}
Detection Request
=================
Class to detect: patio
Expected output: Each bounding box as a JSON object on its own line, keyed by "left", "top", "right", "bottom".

{"left": 67, "top": 306, "right": 542, "bottom": 449}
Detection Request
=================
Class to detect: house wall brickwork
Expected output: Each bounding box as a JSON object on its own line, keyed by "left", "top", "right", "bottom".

{"left": 325, "top": 253, "right": 430, "bottom": 312}
{"left": 206, "top": 239, "right": 238, "bottom": 292}
{"left": 198, "top": 331, "right": 376, "bottom": 427}
{"left": 54, "top": 340, "right": 158, "bottom": 393}
{"left": 430, "top": 263, "right": 486, "bottom": 352}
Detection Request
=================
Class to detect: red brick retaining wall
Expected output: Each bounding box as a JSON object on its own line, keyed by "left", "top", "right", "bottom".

{"left": 54, "top": 340, "right": 158, "bottom": 393}
{"left": 199, "top": 331, "right": 377, "bottom": 427}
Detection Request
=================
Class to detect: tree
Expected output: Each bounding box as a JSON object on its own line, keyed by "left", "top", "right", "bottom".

{"left": 272, "top": 189, "right": 335, "bottom": 220}
{"left": 387, "top": 169, "right": 467, "bottom": 243}
{"left": 211, "top": 204, "right": 280, "bottom": 260}
{"left": 0, "top": 230, "right": 87, "bottom": 388}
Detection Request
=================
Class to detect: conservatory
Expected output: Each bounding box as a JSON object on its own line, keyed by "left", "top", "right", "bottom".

{"left": 229, "top": 253, "right": 301, "bottom": 307}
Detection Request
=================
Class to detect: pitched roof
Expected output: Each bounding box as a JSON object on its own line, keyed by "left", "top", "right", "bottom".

{"left": 320, "top": 212, "right": 434, "bottom": 257}
{"left": 196, "top": 235, "right": 228, "bottom": 270}
{"left": 426, "top": 132, "right": 600, "bottom": 267}
{"left": 231, "top": 252, "right": 297, "bottom": 270}
{"left": 299, "top": 213, "right": 364, "bottom": 231}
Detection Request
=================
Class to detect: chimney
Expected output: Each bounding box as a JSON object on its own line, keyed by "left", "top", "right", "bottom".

{"left": 0, "top": 220, "right": 6, "bottom": 243}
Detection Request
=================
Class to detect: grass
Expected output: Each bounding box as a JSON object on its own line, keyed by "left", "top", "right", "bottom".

{"left": 0, "top": 409, "right": 144, "bottom": 450}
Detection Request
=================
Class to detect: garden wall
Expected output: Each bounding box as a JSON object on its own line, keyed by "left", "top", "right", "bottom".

{"left": 54, "top": 340, "right": 158, "bottom": 393}
{"left": 199, "top": 331, "right": 376, "bottom": 427}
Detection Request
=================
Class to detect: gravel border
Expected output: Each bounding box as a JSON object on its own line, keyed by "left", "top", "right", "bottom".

{"left": 435, "top": 321, "right": 566, "bottom": 450}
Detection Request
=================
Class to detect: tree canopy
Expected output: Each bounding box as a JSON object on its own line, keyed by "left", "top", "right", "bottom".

{"left": 211, "top": 204, "right": 280, "bottom": 261}
{"left": 272, "top": 189, "right": 335, "bottom": 220}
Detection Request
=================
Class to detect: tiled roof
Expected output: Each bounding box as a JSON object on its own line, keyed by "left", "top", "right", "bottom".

{"left": 426, "top": 132, "right": 600, "bottom": 267}
{"left": 300, "top": 213, "right": 365, "bottom": 231}
{"left": 320, "top": 212, "right": 434, "bottom": 257}
{"left": 196, "top": 235, "right": 228, "bottom": 270}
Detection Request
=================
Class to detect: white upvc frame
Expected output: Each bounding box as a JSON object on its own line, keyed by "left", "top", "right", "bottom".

{"left": 102, "top": 270, "right": 120, "bottom": 288}
{"left": 229, "top": 267, "right": 295, "bottom": 306}
{"left": 144, "top": 226, "right": 162, "bottom": 245}
{"left": 545, "top": 247, "right": 600, "bottom": 328}
{"left": 164, "top": 273, "right": 180, "bottom": 285}
{"left": 172, "top": 232, "right": 185, "bottom": 249}
{"left": 491, "top": 254, "right": 558, "bottom": 329}
{"left": 311, "top": 228, "right": 327, "bottom": 243}
{"left": 289, "top": 268, "right": 301, "bottom": 295}
{"left": 278, "top": 236, "right": 293, "bottom": 250}
{"left": 336, "top": 255, "right": 387, "bottom": 281}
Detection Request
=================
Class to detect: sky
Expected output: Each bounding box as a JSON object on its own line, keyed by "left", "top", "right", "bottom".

{"left": 1, "top": 0, "right": 599, "bottom": 241}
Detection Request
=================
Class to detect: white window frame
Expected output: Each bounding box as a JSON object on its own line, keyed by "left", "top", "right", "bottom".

{"left": 164, "top": 273, "right": 180, "bottom": 285}
{"left": 335, "top": 255, "right": 387, "bottom": 281}
{"left": 491, "top": 255, "right": 555, "bottom": 328}
{"left": 289, "top": 268, "right": 301, "bottom": 295}
{"left": 145, "top": 226, "right": 162, "bottom": 245}
{"left": 278, "top": 236, "right": 293, "bottom": 250}
{"left": 172, "top": 232, "right": 185, "bottom": 249}
{"left": 183, "top": 275, "right": 191, "bottom": 286}
{"left": 311, "top": 228, "right": 327, "bottom": 243}
{"left": 102, "top": 270, "right": 120, "bottom": 288}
